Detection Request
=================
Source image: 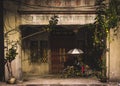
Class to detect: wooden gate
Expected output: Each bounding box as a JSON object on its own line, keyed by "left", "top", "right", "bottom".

{"left": 50, "top": 48, "right": 67, "bottom": 73}
{"left": 49, "top": 29, "right": 76, "bottom": 74}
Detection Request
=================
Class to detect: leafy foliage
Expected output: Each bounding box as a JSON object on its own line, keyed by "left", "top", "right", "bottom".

{"left": 5, "top": 39, "right": 18, "bottom": 78}
{"left": 93, "top": 0, "right": 120, "bottom": 80}
{"left": 94, "top": 0, "right": 120, "bottom": 49}
{"left": 94, "top": 0, "right": 107, "bottom": 50}
{"left": 6, "top": 44, "right": 18, "bottom": 62}
{"left": 49, "top": 15, "right": 59, "bottom": 30}
{"left": 107, "top": 0, "right": 120, "bottom": 29}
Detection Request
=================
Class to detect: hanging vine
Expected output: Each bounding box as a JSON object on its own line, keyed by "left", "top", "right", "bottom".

{"left": 94, "top": 0, "right": 120, "bottom": 50}
{"left": 93, "top": 0, "right": 120, "bottom": 80}
{"left": 94, "top": 0, "right": 107, "bottom": 50}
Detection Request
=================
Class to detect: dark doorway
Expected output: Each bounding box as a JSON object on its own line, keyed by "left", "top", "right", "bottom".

{"left": 49, "top": 28, "right": 76, "bottom": 73}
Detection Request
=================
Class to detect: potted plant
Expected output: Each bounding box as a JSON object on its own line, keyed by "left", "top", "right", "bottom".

{"left": 5, "top": 40, "right": 18, "bottom": 84}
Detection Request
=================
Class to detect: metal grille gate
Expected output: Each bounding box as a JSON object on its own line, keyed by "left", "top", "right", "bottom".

{"left": 50, "top": 48, "right": 67, "bottom": 74}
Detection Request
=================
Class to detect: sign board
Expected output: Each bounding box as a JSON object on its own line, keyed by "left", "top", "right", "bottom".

{"left": 21, "top": 14, "right": 96, "bottom": 25}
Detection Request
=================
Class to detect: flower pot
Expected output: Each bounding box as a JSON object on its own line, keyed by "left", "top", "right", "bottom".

{"left": 7, "top": 77, "right": 16, "bottom": 84}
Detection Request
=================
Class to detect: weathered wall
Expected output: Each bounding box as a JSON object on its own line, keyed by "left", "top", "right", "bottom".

{"left": 21, "top": 0, "right": 95, "bottom": 7}
{"left": 21, "top": 14, "right": 96, "bottom": 25}
{"left": 20, "top": 0, "right": 96, "bottom": 25}
{"left": 21, "top": 32, "right": 49, "bottom": 77}
{"left": 19, "top": 0, "right": 95, "bottom": 12}
{"left": 4, "top": 0, "right": 22, "bottom": 80}
{"left": 3, "top": 0, "right": 120, "bottom": 81}
{"left": 109, "top": 26, "right": 120, "bottom": 81}
{"left": 20, "top": 0, "right": 96, "bottom": 77}
{"left": 20, "top": 0, "right": 96, "bottom": 78}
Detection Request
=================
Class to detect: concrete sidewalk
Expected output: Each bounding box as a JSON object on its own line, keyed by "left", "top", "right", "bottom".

{"left": 0, "top": 78, "right": 119, "bottom": 86}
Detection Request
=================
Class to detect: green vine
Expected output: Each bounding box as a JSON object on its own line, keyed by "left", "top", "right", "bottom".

{"left": 94, "top": 0, "right": 120, "bottom": 49}
{"left": 93, "top": 0, "right": 120, "bottom": 79}
{"left": 5, "top": 39, "right": 18, "bottom": 78}
{"left": 94, "top": 0, "right": 107, "bottom": 50}
{"left": 49, "top": 15, "right": 59, "bottom": 31}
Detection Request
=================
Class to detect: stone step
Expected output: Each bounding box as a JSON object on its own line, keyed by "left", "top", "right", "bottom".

{"left": 26, "top": 84, "right": 108, "bottom": 86}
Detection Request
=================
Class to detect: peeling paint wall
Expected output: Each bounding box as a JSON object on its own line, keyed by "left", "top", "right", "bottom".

{"left": 3, "top": 0, "right": 120, "bottom": 81}
{"left": 21, "top": 14, "right": 96, "bottom": 25}
{"left": 4, "top": 0, "right": 22, "bottom": 80}
{"left": 21, "top": 32, "right": 50, "bottom": 76}
{"left": 20, "top": 0, "right": 95, "bottom": 11}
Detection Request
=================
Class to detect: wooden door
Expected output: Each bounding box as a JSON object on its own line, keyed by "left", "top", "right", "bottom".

{"left": 49, "top": 30, "right": 76, "bottom": 74}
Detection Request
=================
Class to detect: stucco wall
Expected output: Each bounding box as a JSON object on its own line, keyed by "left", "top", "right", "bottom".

{"left": 3, "top": 0, "right": 120, "bottom": 81}
{"left": 19, "top": 0, "right": 95, "bottom": 12}
{"left": 21, "top": 32, "right": 49, "bottom": 77}
{"left": 109, "top": 26, "right": 120, "bottom": 81}
{"left": 21, "top": 14, "right": 96, "bottom": 25}
{"left": 20, "top": 0, "right": 96, "bottom": 25}
{"left": 4, "top": 0, "right": 22, "bottom": 80}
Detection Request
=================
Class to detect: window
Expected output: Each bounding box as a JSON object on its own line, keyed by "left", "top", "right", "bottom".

{"left": 30, "top": 40, "right": 48, "bottom": 63}
{"left": 40, "top": 40, "right": 48, "bottom": 63}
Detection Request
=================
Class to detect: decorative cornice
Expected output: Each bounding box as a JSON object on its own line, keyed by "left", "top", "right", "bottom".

{"left": 18, "top": 10, "right": 96, "bottom": 14}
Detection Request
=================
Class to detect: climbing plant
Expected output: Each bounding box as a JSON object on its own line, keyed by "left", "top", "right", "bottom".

{"left": 49, "top": 15, "right": 59, "bottom": 31}
{"left": 94, "top": 0, "right": 107, "bottom": 50}
{"left": 94, "top": 0, "right": 120, "bottom": 49}
{"left": 93, "top": 0, "right": 120, "bottom": 80}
